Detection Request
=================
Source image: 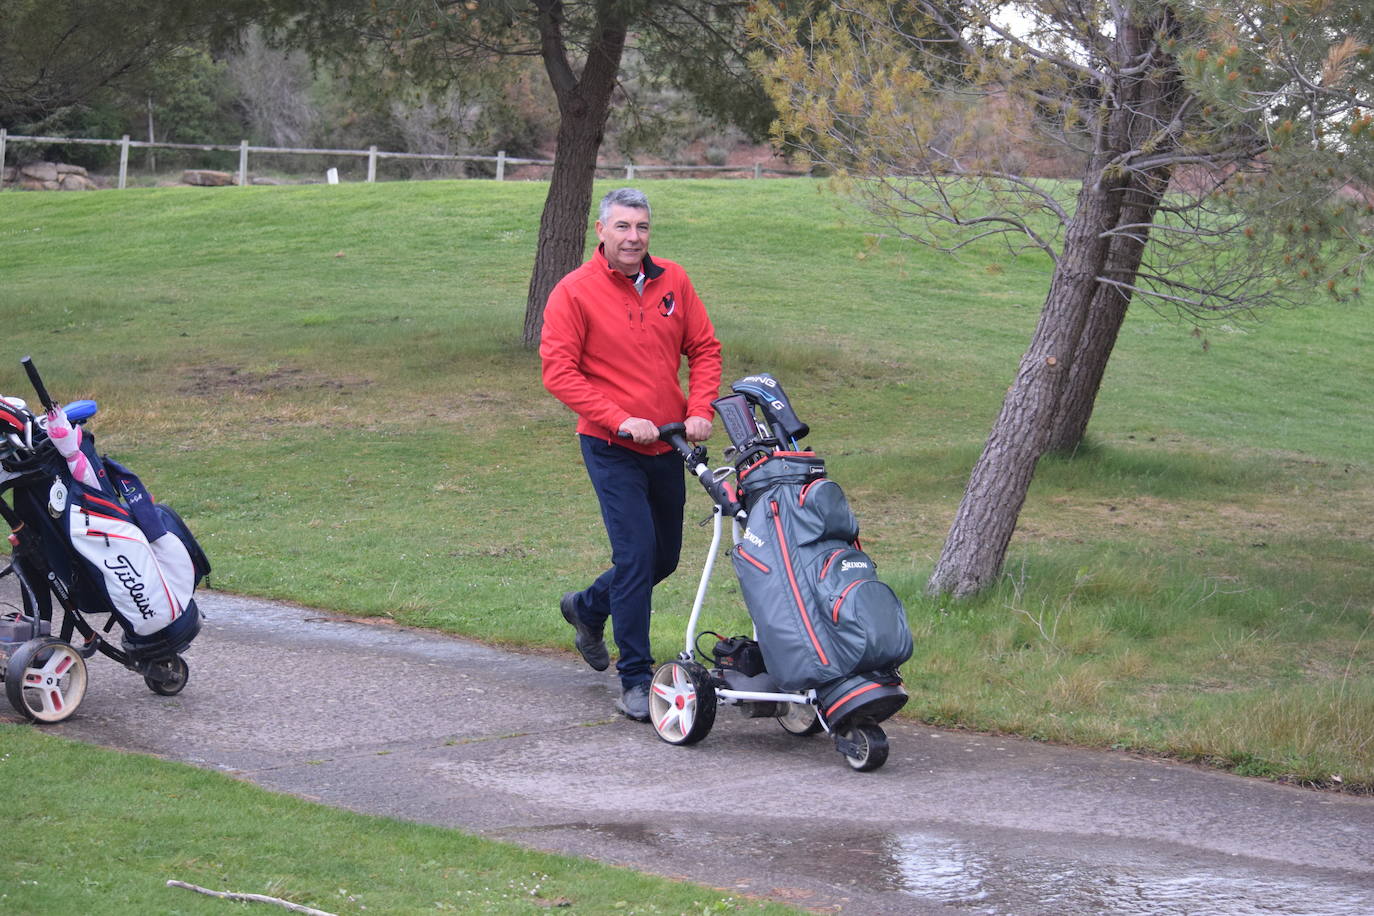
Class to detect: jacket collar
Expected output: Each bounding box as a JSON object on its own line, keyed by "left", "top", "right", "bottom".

{"left": 595, "top": 244, "right": 665, "bottom": 281}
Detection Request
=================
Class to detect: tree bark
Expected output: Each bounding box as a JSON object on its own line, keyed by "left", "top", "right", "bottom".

{"left": 925, "top": 16, "right": 1167, "bottom": 597}
{"left": 925, "top": 180, "right": 1122, "bottom": 596}
{"left": 521, "top": 1, "right": 630, "bottom": 347}
{"left": 521, "top": 109, "right": 614, "bottom": 346}
{"left": 1044, "top": 195, "right": 1157, "bottom": 454}
{"left": 1047, "top": 9, "right": 1184, "bottom": 454}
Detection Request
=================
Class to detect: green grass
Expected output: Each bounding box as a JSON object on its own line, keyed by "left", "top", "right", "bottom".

{"left": 1, "top": 177, "right": 1372, "bottom": 803}
{"left": 0, "top": 725, "right": 796, "bottom": 915}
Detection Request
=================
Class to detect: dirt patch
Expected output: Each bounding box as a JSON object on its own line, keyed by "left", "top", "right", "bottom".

{"left": 449, "top": 545, "right": 534, "bottom": 560}
{"left": 1022, "top": 487, "right": 1374, "bottom": 547}
{"left": 180, "top": 365, "right": 372, "bottom": 397}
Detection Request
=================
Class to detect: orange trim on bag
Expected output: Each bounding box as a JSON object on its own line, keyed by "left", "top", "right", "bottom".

{"left": 82, "top": 493, "right": 128, "bottom": 517}
{"left": 736, "top": 547, "right": 770, "bottom": 574}
{"left": 771, "top": 499, "right": 828, "bottom": 666}
{"left": 832, "top": 579, "right": 865, "bottom": 623}
{"left": 799, "top": 478, "right": 826, "bottom": 507}
{"left": 738, "top": 450, "right": 819, "bottom": 480}
{"left": 826, "top": 681, "right": 883, "bottom": 717}
{"left": 81, "top": 509, "right": 128, "bottom": 525}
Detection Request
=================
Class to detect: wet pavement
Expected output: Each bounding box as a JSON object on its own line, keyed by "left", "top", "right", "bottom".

{"left": 4, "top": 589, "right": 1374, "bottom": 915}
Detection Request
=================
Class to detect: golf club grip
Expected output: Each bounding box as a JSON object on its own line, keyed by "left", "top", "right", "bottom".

{"left": 21, "top": 356, "right": 56, "bottom": 411}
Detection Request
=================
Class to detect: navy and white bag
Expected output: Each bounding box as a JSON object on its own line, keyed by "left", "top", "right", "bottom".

{"left": 27, "top": 416, "right": 209, "bottom": 648}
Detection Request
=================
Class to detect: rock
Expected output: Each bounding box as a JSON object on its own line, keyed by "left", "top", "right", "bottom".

{"left": 57, "top": 172, "right": 96, "bottom": 190}
{"left": 5, "top": 162, "right": 95, "bottom": 189}
{"left": 20, "top": 161, "right": 59, "bottom": 182}
{"left": 182, "top": 169, "right": 235, "bottom": 186}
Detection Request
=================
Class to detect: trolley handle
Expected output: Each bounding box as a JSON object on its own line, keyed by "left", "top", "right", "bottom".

{"left": 657, "top": 423, "right": 745, "bottom": 520}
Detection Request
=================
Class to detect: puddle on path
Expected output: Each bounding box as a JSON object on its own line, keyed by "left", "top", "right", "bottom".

{"left": 567, "top": 822, "right": 1374, "bottom": 916}
{"left": 884, "top": 831, "right": 1374, "bottom": 915}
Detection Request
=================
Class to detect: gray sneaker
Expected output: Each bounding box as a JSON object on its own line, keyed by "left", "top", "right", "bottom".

{"left": 616, "top": 682, "right": 651, "bottom": 721}
{"left": 560, "top": 592, "right": 609, "bottom": 671}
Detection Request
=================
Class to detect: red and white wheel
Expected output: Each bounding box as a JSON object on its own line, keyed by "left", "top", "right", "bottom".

{"left": 4, "top": 637, "right": 88, "bottom": 723}
{"left": 648, "top": 661, "right": 716, "bottom": 746}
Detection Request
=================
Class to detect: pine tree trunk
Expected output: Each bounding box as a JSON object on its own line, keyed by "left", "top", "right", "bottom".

{"left": 922, "top": 11, "right": 1196, "bottom": 596}
{"left": 522, "top": 114, "right": 611, "bottom": 346}
{"left": 1044, "top": 202, "right": 1155, "bottom": 455}
{"left": 521, "top": 2, "right": 629, "bottom": 347}
{"left": 926, "top": 182, "right": 1121, "bottom": 597}
{"left": 924, "top": 15, "right": 1172, "bottom": 597}
{"left": 1046, "top": 16, "right": 1184, "bottom": 454}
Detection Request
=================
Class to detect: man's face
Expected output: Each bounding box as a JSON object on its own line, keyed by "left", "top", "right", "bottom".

{"left": 596, "top": 204, "right": 651, "bottom": 275}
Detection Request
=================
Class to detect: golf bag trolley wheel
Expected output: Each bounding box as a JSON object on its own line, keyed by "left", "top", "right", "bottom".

{"left": 777, "top": 701, "right": 823, "bottom": 736}
{"left": 3, "top": 637, "right": 88, "bottom": 723}
{"left": 649, "top": 660, "right": 717, "bottom": 746}
{"left": 142, "top": 654, "right": 189, "bottom": 696}
{"left": 836, "top": 720, "right": 890, "bottom": 772}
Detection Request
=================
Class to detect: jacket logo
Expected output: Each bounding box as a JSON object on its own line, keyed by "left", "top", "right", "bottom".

{"left": 658, "top": 291, "right": 676, "bottom": 317}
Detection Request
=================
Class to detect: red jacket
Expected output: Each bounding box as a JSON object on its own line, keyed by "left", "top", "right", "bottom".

{"left": 541, "top": 246, "right": 722, "bottom": 455}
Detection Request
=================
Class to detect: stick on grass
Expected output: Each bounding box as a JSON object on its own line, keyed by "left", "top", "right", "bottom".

{"left": 166, "top": 880, "right": 338, "bottom": 916}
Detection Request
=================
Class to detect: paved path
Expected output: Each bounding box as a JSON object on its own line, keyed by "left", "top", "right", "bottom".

{"left": 5, "top": 590, "right": 1374, "bottom": 914}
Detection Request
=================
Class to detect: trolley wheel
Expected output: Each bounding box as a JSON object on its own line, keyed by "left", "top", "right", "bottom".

{"left": 777, "top": 701, "right": 823, "bottom": 736}
{"left": 648, "top": 660, "right": 717, "bottom": 746}
{"left": 143, "top": 655, "right": 189, "bottom": 696}
{"left": 837, "top": 721, "right": 890, "bottom": 772}
{"left": 4, "top": 637, "right": 88, "bottom": 723}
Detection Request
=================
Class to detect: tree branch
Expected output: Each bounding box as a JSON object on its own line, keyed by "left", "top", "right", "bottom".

{"left": 167, "top": 881, "right": 338, "bottom": 916}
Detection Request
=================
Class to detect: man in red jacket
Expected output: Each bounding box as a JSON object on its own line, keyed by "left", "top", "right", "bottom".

{"left": 541, "top": 187, "right": 723, "bottom": 721}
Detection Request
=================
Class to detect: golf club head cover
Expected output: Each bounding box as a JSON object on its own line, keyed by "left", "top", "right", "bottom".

{"left": 46, "top": 406, "right": 100, "bottom": 489}
{"left": 731, "top": 373, "right": 810, "bottom": 443}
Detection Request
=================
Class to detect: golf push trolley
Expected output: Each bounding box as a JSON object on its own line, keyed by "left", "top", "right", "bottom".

{"left": 646, "top": 373, "right": 913, "bottom": 772}
{"left": 0, "top": 357, "right": 210, "bottom": 723}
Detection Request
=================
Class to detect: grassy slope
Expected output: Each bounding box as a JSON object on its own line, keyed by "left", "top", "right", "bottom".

{"left": 1, "top": 179, "right": 1372, "bottom": 791}
{"left": 0, "top": 725, "right": 795, "bottom": 915}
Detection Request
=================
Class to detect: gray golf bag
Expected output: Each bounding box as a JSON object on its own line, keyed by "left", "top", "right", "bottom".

{"left": 716, "top": 374, "right": 912, "bottom": 727}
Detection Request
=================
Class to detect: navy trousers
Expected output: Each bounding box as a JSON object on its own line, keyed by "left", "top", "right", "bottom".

{"left": 568, "top": 435, "right": 686, "bottom": 688}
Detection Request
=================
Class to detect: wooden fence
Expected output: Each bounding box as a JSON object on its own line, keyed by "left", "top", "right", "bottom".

{"left": 0, "top": 130, "right": 797, "bottom": 188}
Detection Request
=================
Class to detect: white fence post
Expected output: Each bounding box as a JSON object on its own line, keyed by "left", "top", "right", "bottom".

{"left": 367, "top": 146, "right": 377, "bottom": 182}
{"left": 754, "top": 162, "right": 762, "bottom": 179}
{"left": 496, "top": 150, "right": 506, "bottom": 181}
{"left": 626, "top": 163, "right": 635, "bottom": 180}
{"left": 238, "top": 140, "right": 249, "bottom": 186}
{"left": 0, "top": 129, "right": 7, "bottom": 180}
{"left": 118, "top": 135, "right": 130, "bottom": 189}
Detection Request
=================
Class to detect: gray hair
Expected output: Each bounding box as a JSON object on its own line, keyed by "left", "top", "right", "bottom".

{"left": 598, "top": 187, "right": 651, "bottom": 223}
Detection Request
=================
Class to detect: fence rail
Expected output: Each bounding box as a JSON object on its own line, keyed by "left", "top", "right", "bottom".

{"left": 0, "top": 131, "right": 797, "bottom": 188}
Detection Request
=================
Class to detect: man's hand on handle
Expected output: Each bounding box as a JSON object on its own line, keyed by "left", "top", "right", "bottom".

{"left": 684, "top": 416, "right": 712, "bottom": 442}
{"left": 618, "top": 415, "right": 712, "bottom": 446}
{"left": 618, "top": 417, "right": 660, "bottom": 446}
